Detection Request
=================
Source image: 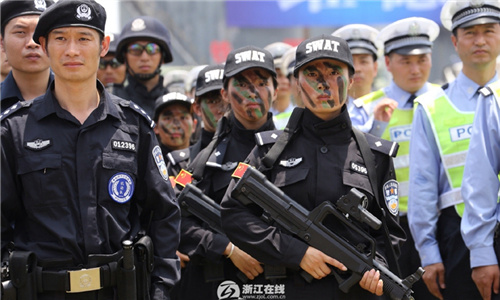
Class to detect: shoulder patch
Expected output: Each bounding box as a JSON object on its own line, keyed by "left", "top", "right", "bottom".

{"left": 167, "top": 148, "right": 190, "bottom": 166}
{"left": 0, "top": 101, "right": 32, "bottom": 122}
{"left": 255, "top": 130, "right": 283, "bottom": 146}
{"left": 364, "top": 133, "right": 399, "bottom": 157}
{"left": 119, "top": 100, "right": 155, "bottom": 128}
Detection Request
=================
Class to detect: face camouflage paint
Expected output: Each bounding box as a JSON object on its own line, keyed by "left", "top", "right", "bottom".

{"left": 199, "top": 95, "right": 227, "bottom": 130}
{"left": 229, "top": 69, "right": 273, "bottom": 121}
{"left": 298, "top": 59, "right": 351, "bottom": 120}
{"left": 155, "top": 105, "right": 194, "bottom": 149}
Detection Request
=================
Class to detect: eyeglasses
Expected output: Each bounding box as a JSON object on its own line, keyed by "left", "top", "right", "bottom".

{"left": 126, "top": 43, "right": 161, "bottom": 56}
{"left": 99, "top": 58, "right": 122, "bottom": 69}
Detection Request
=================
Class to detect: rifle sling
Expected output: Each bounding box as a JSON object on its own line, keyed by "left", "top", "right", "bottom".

{"left": 351, "top": 127, "right": 401, "bottom": 276}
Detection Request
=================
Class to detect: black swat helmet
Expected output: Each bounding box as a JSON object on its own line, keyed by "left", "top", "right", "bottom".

{"left": 115, "top": 16, "right": 173, "bottom": 64}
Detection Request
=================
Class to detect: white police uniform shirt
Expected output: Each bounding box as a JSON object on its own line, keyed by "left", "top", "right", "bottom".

{"left": 365, "top": 81, "right": 435, "bottom": 137}
{"left": 461, "top": 81, "right": 500, "bottom": 268}
{"left": 409, "top": 71, "right": 497, "bottom": 268}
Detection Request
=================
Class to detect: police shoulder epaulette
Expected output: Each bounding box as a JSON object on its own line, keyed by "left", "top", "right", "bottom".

{"left": 119, "top": 100, "right": 155, "bottom": 128}
{"left": 167, "top": 148, "right": 190, "bottom": 166}
{"left": 0, "top": 101, "right": 32, "bottom": 122}
{"left": 255, "top": 129, "right": 283, "bottom": 146}
{"left": 364, "top": 133, "right": 399, "bottom": 158}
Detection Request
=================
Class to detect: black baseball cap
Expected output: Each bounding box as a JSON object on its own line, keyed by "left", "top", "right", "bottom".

{"left": 224, "top": 45, "right": 276, "bottom": 79}
{"left": 1, "top": 0, "right": 55, "bottom": 29}
{"left": 33, "top": 0, "right": 106, "bottom": 44}
{"left": 195, "top": 64, "right": 225, "bottom": 97}
{"left": 293, "top": 34, "right": 354, "bottom": 77}
{"left": 154, "top": 92, "right": 193, "bottom": 121}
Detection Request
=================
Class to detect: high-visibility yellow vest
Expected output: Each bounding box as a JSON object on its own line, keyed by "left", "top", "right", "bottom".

{"left": 416, "top": 88, "right": 474, "bottom": 217}
{"left": 357, "top": 90, "right": 412, "bottom": 212}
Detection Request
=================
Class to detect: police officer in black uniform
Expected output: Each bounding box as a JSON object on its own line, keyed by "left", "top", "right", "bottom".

{"left": 1, "top": 1, "right": 180, "bottom": 299}
{"left": 166, "top": 64, "right": 228, "bottom": 178}
{"left": 112, "top": 16, "right": 173, "bottom": 117}
{"left": 0, "top": 0, "right": 55, "bottom": 112}
{"left": 153, "top": 91, "right": 196, "bottom": 184}
{"left": 220, "top": 35, "right": 406, "bottom": 300}
{"left": 173, "top": 46, "right": 278, "bottom": 300}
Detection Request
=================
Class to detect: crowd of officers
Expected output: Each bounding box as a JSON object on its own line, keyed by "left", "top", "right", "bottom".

{"left": 1, "top": 0, "right": 500, "bottom": 299}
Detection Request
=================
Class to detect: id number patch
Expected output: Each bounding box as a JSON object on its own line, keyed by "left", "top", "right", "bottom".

{"left": 112, "top": 140, "right": 136, "bottom": 152}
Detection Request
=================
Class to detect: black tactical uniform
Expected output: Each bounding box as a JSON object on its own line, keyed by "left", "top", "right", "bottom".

{"left": 112, "top": 74, "right": 168, "bottom": 117}
{"left": 0, "top": 72, "right": 53, "bottom": 113}
{"left": 1, "top": 81, "right": 181, "bottom": 299}
{"left": 221, "top": 107, "right": 405, "bottom": 299}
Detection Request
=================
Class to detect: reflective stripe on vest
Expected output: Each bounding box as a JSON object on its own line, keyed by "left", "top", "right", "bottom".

{"left": 417, "top": 88, "right": 474, "bottom": 217}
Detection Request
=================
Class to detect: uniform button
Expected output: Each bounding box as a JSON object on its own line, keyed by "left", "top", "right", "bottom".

{"left": 320, "top": 146, "right": 328, "bottom": 154}
{"left": 341, "top": 123, "right": 347, "bottom": 129}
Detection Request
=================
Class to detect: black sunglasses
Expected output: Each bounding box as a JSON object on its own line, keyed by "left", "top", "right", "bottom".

{"left": 99, "top": 58, "right": 122, "bottom": 69}
{"left": 126, "top": 43, "right": 161, "bottom": 56}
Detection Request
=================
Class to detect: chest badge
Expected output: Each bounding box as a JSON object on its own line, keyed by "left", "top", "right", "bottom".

{"left": 383, "top": 180, "right": 399, "bottom": 216}
{"left": 279, "top": 157, "right": 302, "bottom": 168}
{"left": 25, "top": 138, "right": 52, "bottom": 151}
{"left": 108, "top": 172, "right": 135, "bottom": 204}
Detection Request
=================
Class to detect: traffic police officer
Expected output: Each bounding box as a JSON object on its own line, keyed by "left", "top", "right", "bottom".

{"left": 265, "top": 41, "right": 295, "bottom": 129}
{"left": 332, "top": 24, "right": 380, "bottom": 132}
{"left": 409, "top": 1, "right": 500, "bottom": 299}
{"left": 113, "top": 16, "right": 173, "bottom": 117}
{"left": 220, "top": 34, "right": 405, "bottom": 300}
{"left": 349, "top": 18, "right": 440, "bottom": 299}
{"left": 0, "top": 0, "right": 55, "bottom": 112}
{"left": 173, "top": 45, "right": 278, "bottom": 300}
{"left": 1, "top": 0, "right": 181, "bottom": 298}
{"left": 462, "top": 80, "right": 500, "bottom": 300}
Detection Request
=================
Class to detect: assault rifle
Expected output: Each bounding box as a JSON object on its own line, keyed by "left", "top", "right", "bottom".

{"left": 178, "top": 183, "right": 224, "bottom": 235}
{"left": 231, "top": 167, "right": 424, "bottom": 300}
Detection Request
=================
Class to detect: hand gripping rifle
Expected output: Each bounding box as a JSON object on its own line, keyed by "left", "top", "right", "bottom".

{"left": 230, "top": 167, "right": 424, "bottom": 300}
{"left": 177, "top": 183, "right": 288, "bottom": 281}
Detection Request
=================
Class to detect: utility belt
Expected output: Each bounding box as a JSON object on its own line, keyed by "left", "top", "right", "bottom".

{"left": 200, "top": 259, "right": 288, "bottom": 283}
{"left": 1, "top": 236, "right": 154, "bottom": 300}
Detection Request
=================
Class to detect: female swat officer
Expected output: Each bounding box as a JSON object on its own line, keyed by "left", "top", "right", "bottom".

{"left": 220, "top": 34, "right": 406, "bottom": 299}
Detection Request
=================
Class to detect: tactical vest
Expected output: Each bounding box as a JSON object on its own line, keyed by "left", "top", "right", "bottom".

{"left": 416, "top": 88, "right": 474, "bottom": 217}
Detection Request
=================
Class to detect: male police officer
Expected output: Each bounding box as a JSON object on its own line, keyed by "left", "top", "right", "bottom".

{"left": 113, "top": 16, "right": 173, "bottom": 117}
{"left": 332, "top": 24, "right": 380, "bottom": 131}
{"left": 462, "top": 78, "right": 500, "bottom": 300}
{"left": 97, "top": 32, "right": 126, "bottom": 89}
{"left": 264, "top": 41, "right": 294, "bottom": 129}
{"left": 1, "top": 0, "right": 181, "bottom": 298}
{"left": 409, "top": 1, "right": 500, "bottom": 299}
{"left": 351, "top": 17, "right": 441, "bottom": 300}
{"left": 0, "top": 0, "right": 54, "bottom": 112}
